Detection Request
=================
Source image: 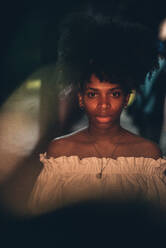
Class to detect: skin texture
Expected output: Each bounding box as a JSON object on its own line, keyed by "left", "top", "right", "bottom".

{"left": 48, "top": 74, "right": 162, "bottom": 160}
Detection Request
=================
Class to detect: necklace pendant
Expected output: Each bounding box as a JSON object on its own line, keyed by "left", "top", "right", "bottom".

{"left": 96, "top": 172, "right": 102, "bottom": 179}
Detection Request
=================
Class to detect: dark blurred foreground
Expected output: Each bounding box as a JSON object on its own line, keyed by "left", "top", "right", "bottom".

{"left": 0, "top": 200, "right": 166, "bottom": 248}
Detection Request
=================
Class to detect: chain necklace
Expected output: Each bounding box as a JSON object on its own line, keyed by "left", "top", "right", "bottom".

{"left": 88, "top": 130, "right": 125, "bottom": 179}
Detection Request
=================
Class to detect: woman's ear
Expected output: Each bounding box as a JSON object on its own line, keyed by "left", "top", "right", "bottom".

{"left": 78, "top": 92, "right": 84, "bottom": 108}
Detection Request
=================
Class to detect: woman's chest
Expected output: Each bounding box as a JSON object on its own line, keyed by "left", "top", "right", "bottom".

{"left": 71, "top": 142, "right": 139, "bottom": 159}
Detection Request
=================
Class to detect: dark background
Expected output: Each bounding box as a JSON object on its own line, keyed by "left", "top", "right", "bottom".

{"left": 0, "top": 0, "right": 166, "bottom": 105}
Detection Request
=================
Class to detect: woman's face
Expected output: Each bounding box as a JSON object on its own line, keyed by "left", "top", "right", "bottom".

{"left": 78, "top": 74, "right": 130, "bottom": 129}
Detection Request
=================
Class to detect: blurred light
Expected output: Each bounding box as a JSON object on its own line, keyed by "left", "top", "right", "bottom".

{"left": 159, "top": 18, "right": 166, "bottom": 41}
{"left": 128, "top": 90, "right": 136, "bottom": 106}
{"left": 26, "top": 79, "right": 41, "bottom": 90}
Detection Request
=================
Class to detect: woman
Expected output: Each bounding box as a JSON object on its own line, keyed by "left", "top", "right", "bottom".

{"left": 28, "top": 12, "right": 166, "bottom": 216}
{"left": 47, "top": 73, "right": 161, "bottom": 160}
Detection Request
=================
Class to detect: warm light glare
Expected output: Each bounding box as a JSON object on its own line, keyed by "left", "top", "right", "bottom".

{"left": 159, "top": 18, "right": 166, "bottom": 41}
{"left": 26, "top": 79, "right": 41, "bottom": 90}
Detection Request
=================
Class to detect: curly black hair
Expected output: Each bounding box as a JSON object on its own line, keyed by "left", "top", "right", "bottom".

{"left": 56, "top": 11, "right": 160, "bottom": 93}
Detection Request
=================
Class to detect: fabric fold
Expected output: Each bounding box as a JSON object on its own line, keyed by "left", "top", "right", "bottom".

{"left": 28, "top": 154, "right": 166, "bottom": 216}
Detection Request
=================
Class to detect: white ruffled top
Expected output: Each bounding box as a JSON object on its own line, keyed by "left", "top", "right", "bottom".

{"left": 28, "top": 154, "right": 166, "bottom": 215}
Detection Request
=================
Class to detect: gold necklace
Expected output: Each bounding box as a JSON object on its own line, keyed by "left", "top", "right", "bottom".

{"left": 88, "top": 130, "right": 125, "bottom": 179}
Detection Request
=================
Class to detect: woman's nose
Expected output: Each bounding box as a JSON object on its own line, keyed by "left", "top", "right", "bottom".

{"left": 98, "top": 96, "right": 110, "bottom": 109}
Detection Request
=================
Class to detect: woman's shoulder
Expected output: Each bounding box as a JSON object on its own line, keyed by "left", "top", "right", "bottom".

{"left": 123, "top": 130, "right": 162, "bottom": 159}
{"left": 47, "top": 128, "right": 88, "bottom": 158}
{"left": 136, "top": 139, "right": 161, "bottom": 159}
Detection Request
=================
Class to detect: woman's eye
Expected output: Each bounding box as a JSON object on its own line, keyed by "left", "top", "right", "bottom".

{"left": 87, "top": 92, "right": 97, "bottom": 98}
{"left": 111, "top": 91, "right": 121, "bottom": 97}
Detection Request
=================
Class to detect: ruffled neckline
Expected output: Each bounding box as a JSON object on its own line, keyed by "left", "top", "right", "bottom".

{"left": 39, "top": 153, "right": 166, "bottom": 177}
{"left": 41, "top": 152, "right": 166, "bottom": 163}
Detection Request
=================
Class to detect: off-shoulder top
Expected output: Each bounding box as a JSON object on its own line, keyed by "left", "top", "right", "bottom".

{"left": 28, "top": 154, "right": 166, "bottom": 215}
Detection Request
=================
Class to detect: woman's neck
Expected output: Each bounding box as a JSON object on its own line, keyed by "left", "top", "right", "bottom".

{"left": 87, "top": 125, "right": 124, "bottom": 142}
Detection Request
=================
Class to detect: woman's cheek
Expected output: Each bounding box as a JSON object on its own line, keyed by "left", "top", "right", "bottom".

{"left": 84, "top": 99, "right": 97, "bottom": 109}
{"left": 85, "top": 104, "right": 96, "bottom": 114}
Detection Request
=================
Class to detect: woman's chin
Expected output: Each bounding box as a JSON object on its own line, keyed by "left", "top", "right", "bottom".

{"left": 88, "top": 117, "right": 119, "bottom": 130}
{"left": 94, "top": 121, "right": 114, "bottom": 129}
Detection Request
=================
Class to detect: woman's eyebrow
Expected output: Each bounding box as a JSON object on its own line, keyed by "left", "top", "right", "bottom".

{"left": 85, "top": 87, "right": 99, "bottom": 91}
{"left": 108, "top": 87, "right": 122, "bottom": 91}
{"left": 86, "top": 87, "right": 122, "bottom": 91}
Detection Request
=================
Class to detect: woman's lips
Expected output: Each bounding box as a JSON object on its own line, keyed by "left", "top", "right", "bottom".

{"left": 95, "top": 116, "right": 112, "bottom": 123}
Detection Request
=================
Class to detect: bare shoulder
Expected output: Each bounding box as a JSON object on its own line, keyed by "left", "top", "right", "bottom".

{"left": 138, "top": 139, "right": 162, "bottom": 159}
{"left": 47, "top": 128, "right": 87, "bottom": 158}
{"left": 47, "top": 137, "right": 73, "bottom": 158}
{"left": 123, "top": 130, "right": 162, "bottom": 159}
